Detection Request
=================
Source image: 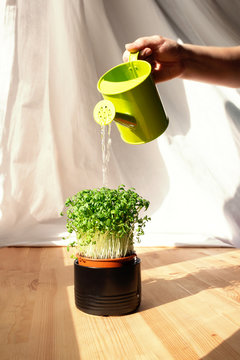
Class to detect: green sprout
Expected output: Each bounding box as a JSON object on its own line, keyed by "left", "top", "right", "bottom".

{"left": 61, "top": 185, "right": 151, "bottom": 259}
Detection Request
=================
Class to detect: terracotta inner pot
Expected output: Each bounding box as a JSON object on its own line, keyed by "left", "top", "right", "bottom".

{"left": 77, "top": 253, "right": 137, "bottom": 268}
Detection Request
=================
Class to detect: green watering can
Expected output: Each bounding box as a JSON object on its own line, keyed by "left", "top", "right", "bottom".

{"left": 93, "top": 52, "right": 168, "bottom": 145}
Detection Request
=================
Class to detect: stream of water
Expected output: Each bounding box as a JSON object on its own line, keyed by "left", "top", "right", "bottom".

{"left": 101, "top": 124, "right": 111, "bottom": 187}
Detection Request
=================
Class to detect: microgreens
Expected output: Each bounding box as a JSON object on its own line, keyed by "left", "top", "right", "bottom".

{"left": 61, "top": 185, "right": 151, "bottom": 259}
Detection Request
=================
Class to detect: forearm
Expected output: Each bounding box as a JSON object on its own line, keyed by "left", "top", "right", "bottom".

{"left": 180, "top": 44, "right": 240, "bottom": 88}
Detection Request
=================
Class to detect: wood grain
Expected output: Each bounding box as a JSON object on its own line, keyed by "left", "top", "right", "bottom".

{"left": 1, "top": 246, "right": 240, "bottom": 359}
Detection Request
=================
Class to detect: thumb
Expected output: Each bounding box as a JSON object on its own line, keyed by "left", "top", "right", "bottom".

{"left": 125, "top": 42, "right": 139, "bottom": 51}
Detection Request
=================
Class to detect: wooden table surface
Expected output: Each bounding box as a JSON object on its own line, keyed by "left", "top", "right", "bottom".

{"left": 1, "top": 246, "right": 240, "bottom": 360}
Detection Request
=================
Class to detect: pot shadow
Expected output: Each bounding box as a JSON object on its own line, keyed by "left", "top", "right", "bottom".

{"left": 139, "top": 262, "right": 240, "bottom": 312}
{"left": 200, "top": 329, "right": 240, "bottom": 359}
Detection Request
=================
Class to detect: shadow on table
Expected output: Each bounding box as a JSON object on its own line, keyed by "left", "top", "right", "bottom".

{"left": 138, "top": 247, "right": 232, "bottom": 270}
{"left": 200, "top": 329, "right": 240, "bottom": 359}
{"left": 139, "top": 263, "right": 240, "bottom": 312}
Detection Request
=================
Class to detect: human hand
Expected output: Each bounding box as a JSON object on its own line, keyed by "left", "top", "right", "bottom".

{"left": 123, "top": 35, "right": 185, "bottom": 83}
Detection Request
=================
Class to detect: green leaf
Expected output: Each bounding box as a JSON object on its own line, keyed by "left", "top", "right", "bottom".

{"left": 61, "top": 185, "right": 151, "bottom": 258}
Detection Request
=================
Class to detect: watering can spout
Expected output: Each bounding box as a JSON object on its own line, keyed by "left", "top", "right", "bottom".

{"left": 114, "top": 113, "right": 136, "bottom": 128}
{"left": 93, "top": 100, "right": 136, "bottom": 128}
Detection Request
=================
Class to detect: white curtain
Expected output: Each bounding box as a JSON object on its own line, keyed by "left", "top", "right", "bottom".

{"left": 0, "top": 0, "right": 240, "bottom": 247}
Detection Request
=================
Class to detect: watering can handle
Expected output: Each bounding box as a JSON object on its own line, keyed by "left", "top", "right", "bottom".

{"left": 129, "top": 51, "right": 139, "bottom": 62}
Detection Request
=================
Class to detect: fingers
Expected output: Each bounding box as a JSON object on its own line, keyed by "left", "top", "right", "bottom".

{"left": 123, "top": 47, "right": 153, "bottom": 62}
{"left": 125, "top": 35, "right": 163, "bottom": 51}
{"left": 140, "top": 48, "right": 152, "bottom": 58}
{"left": 123, "top": 35, "right": 164, "bottom": 62}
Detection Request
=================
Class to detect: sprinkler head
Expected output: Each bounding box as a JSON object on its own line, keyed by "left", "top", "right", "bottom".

{"left": 93, "top": 100, "right": 115, "bottom": 126}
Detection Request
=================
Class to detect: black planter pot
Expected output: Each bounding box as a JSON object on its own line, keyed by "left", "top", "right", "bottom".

{"left": 74, "top": 257, "right": 141, "bottom": 316}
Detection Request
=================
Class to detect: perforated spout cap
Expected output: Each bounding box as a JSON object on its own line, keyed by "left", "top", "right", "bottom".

{"left": 93, "top": 100, "right": 115, "bottom": 126}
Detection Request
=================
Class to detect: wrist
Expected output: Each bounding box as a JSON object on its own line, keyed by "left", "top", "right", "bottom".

{"left": 178, "top": 43, "right": 195, "bottom": 79}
